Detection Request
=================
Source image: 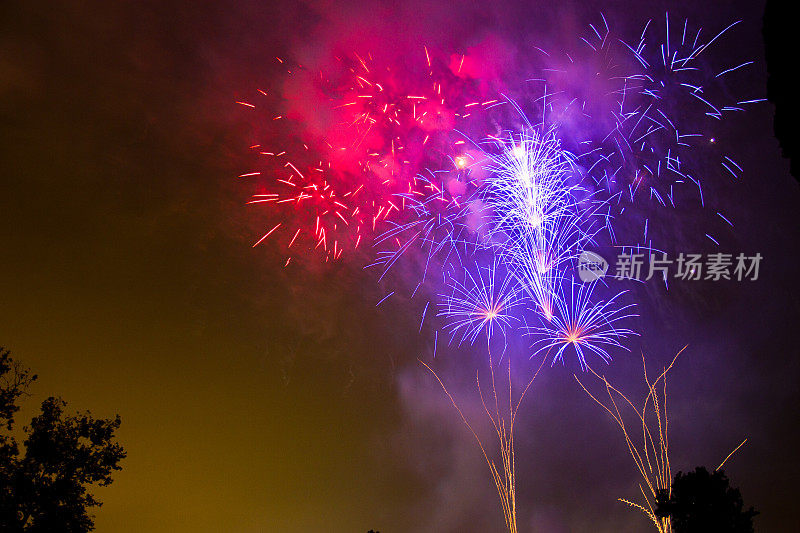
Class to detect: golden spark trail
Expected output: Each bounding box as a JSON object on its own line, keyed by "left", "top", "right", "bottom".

{"left": 420, "top": 353, "right": 545, "bottom": 533}
{"left": 574, "top": 347, "right": 686, "bottom": 533}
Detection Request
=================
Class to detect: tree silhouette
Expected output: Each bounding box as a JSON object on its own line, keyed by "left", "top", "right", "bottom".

{"left": 764, "top": 0, "right": 799, "bottom": 181}
{"left": 0, "top": 348, "right": 126, "bottom": 532}
{"left": 655, "top": 467, "right": 758, "bottom": 533}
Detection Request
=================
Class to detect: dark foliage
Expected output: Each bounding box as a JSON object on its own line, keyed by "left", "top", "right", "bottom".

{"left": 655, "top": 466, "right": 758, "bottom": 533}
{"left": 764, "top": 0, "right": 800, "bottom": 181}
{"left": 0, "top": 348, "right": 126, "bottom": 532}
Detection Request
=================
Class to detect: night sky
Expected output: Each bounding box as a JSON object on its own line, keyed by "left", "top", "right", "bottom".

{"left": 1, "top": 1, "right": 798, "bottom": 532}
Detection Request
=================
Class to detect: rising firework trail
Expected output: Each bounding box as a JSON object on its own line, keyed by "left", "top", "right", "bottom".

{"left": 421, "top": 352, "right": 545, "bottom": 533}
{"left": 575, "top": 347, "right": 751, "bottom": 531}
{"left": 575, "top": 349, "right": 683, "bottom": 532}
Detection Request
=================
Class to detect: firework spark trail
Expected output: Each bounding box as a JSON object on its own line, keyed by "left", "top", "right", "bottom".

{"left": 426, "top": 118, "right": 636, "bottom": 369}
{"left": 243, "top": 151, "right": 369, "bottom": 263}
{"left": 623, "top": 18, "right": 762, "bottom": 190}
{"left": 334, "top": 50, "right": 499, "bottom": 172}
{"left": 371, "top": 170, "right": 476, "bottom": 280}
{"left": 611, "top": 16, "right": 751, "bottom": 200}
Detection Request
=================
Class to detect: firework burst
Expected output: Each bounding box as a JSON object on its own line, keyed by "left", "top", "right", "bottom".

{"left": 530, "top": 281, "right": 638, "bottom": 370}
{"left": 439, "top": 260, "right": 523, "bottom": 347}
{"left": 477, "top": 125, "right": 608, "bottom": 320}
{"left": 238, "top": 50, "right": 500, "bottom": 264}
